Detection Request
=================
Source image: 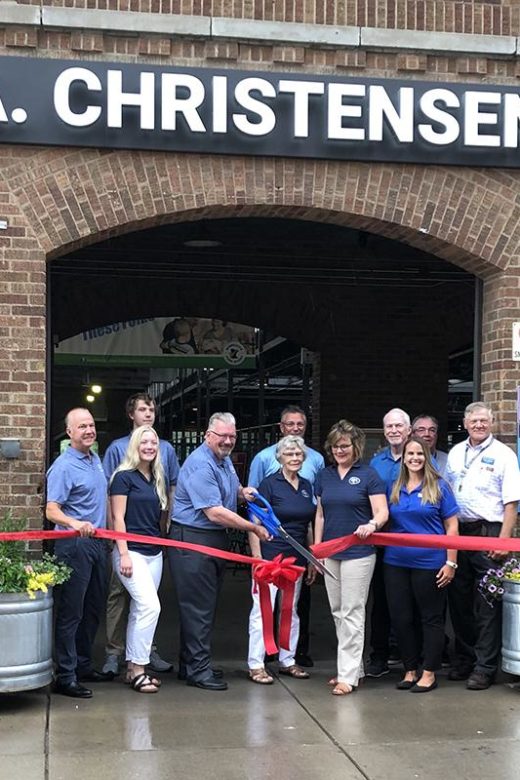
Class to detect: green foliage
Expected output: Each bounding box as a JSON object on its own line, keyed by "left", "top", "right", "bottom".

{"left": 0, "top": 511, "right": 72, "bottom": 597}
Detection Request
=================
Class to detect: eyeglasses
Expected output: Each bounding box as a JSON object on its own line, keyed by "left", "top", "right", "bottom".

{"left": 208, "top": 430, "right": 237, "bottom": 441}
{"left": 332, "top": 443, "right": 353, "bottom": 451}
{"left": 413, "top": 427, "right": 438, "bottom": 435}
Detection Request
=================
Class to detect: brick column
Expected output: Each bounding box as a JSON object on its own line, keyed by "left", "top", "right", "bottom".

{"left": 0, "top": 208, "right": 47, "bottom": 520}
{"left": 481, "top": 269, "right": 520, "bottom": 449}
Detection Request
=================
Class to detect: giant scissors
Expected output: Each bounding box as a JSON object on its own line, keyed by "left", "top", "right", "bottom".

{"left": 246, "top": 493, "right": 337, "bottom": 580}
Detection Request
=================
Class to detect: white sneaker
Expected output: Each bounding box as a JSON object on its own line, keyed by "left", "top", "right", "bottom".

{"left": 102, "top": 654, "right": 120, "bottom": 676}
{"left": 148, "top": 649, "right": 173, "bottom": 673}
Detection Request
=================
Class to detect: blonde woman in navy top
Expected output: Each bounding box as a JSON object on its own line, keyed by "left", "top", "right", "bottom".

{"left": 384, "top": 436, "right": 459, "bottom": 693}
{"left": 314, "top": 420, "right": 388, "bottom": 696}
{"left": 109, "top": 425, "right": 168, "bottom": 694}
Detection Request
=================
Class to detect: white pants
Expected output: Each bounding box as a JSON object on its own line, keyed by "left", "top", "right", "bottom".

{"left": 113, "top": 549, "right": 162, "bottom": 666}
{"left": 247, "top": 576, "right": 303, "bottom": 669}
{"left": 324, "top": 554, "right": 376, "bottom": 686}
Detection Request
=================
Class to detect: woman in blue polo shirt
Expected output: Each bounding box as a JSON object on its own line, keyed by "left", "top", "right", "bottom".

{"left": 385, "top": 436, "right": 459, "bottom": 693}
{"left": 109, "top": 425, "right": 168, "bottom": 694}
{"left": 314, "top": 420, "right": 388, "bottom": 696}
{"left": 247, "top": 435, "right": 316, "bottom": 684}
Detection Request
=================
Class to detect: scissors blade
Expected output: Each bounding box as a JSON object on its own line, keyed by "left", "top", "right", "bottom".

{"left": 278, "top": 527, "right": 338, "bottom": 580}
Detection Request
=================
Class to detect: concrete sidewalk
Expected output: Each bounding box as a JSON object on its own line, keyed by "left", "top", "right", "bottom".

{"left": 1, "top": 572, "right": 519, "bottom": 780}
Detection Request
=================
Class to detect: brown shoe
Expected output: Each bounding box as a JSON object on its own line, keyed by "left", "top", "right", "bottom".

{"left": 279, "top": 665, "right": 309, "bottom": 679}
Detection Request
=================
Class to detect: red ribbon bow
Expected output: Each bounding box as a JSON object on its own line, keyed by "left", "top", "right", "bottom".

{"left": 252, "top": 554, "right": 305, "bottom": 655}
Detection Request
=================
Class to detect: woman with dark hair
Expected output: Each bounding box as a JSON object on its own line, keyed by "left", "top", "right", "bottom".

{"left": 109, "top": 425, "right": 168, "bottom": 694}
{"left": 384, "top": 436, "right": 459, "bottom": 693}
{"left": 314, "top": 420, "right": 388, "bottom": 696}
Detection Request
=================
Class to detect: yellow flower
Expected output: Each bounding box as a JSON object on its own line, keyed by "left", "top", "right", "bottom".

{"left": 26, "top": 572, "right": 55, "bottom": 599}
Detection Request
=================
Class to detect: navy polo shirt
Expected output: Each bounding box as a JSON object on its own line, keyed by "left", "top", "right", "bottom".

{"left": 385, "top": 479, "right": 459, "bottom": 570}
{"left": 315, "top": 462, "right": 385, "bottom": 560}
{"left": 172, "top": 443, "right": 240, "bottom": 531}
{"left": 257, "top": 471, "right": 315, "bottom": 566}
{"left": 110, "top": 470, "right": 162, "bottom": 556}
{"left": 46, "top": 446, "right": 107, "bottom": 529}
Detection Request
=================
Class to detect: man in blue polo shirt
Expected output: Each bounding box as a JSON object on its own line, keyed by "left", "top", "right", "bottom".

{"left": 366, "top": 407, "right": 411, "bottom": 678}
{"left": 168, "top": 412, "right": 270, "bottom": 691}
{"left": 46, "top": 408, "right": 110, "bottom": 699}
{"left": 248, "top": 405, "right": 324, "bottom": 667}
{"left": 101, "top": 392, "right": 180, "bottom": 676}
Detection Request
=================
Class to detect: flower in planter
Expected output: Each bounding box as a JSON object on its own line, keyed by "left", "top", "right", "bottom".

{"left": 478, "top": 557, "right": 520, "bottom": 608}
{"left": 0, "top": 512, "right": 71, "bottom": 598}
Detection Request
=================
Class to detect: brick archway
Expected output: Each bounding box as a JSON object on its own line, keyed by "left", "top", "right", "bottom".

{"left": 4, "top": 147, "right": 520, "bottom": 277}
{"left": 2, "top": 146, "right": 520, "bottom": 516}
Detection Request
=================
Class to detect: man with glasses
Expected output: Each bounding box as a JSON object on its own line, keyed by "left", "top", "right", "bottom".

{"left": 168, "top": 412, "right": 270, "bottom": 690}
{"left": 445, "top": 401, "right": 520, "bottom": 690}
{"left": 366, "top": 408, "right": 411, "bottom": 678}
{"left": 412, "top": 414, "right": 448, "bottom": 475}
{"left": 248, "top": 405, "right": 324, "bottom": 667}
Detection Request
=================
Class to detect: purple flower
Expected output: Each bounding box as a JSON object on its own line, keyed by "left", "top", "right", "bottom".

{"left": 496, "top": 570, "right": 505, "bottom": 578}
{"left": 498, "top": 588, "right": 505, "bottom": 595}
{"left": 488, "top": 584, "right": 497, "bottom": 593}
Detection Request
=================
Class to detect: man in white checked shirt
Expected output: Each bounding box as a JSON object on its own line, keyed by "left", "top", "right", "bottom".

{"left": 445, "top": 401, "right": 520, "bottom": 690}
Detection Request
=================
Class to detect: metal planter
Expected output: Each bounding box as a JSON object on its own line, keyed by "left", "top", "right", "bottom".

{"left": 0, "top": 589, "right": 53, "bottom": 692}
{"left": 502, "top": 579, "right": 520, "bottom": 676}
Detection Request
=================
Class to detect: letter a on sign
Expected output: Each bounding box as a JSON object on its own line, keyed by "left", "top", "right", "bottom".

{"left": 0, "top": 97, "right": 9, "bottom": 123}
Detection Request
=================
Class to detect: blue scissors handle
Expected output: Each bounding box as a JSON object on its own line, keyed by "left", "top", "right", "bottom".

{"left": 246, "top": 494, "right": 282, "bottom": 538}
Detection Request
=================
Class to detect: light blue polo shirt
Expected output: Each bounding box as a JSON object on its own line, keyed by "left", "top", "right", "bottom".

{"left": 385, "top": 479, "right": 459, "bottom": 570}
{"left": 46, "top": 446, "right": 107, "bottom": 529}
{"left": 103, "top": 434, "right": 180, "bottom": 487}
{"left": 248, "top": 443, "right": 325, "bottom": 488}
{"left": 172, "top": 443, "right": 240, "bottom": 530}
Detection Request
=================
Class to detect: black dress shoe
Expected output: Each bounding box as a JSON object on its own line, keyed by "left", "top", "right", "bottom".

{"left": 295, "top": 653, "right": 314, "bottom": 668}
{"left": 466, "top": 672, "right": 493, "bottom": 691}
{"left": 186, "top": 675, "right": 228, "bottom": 691}
{"left": 78, "top": 670, "right": 115, "bottom": 683}
{"left": 410, "top": 680, "right": 438, "bottom": 693}
{"left": 54, "top": 681, "right": 93, "bottom": 699}
{"left": 178, "top": 666, "right": 224, "bottom": 681}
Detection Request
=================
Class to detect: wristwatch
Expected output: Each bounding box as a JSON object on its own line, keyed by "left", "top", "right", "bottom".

{"left": 445, "top": 560, "right": 458, "bottom": 569}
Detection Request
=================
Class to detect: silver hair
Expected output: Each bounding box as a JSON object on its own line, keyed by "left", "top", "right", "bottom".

{"left": 464, "top": 401, "right": 493, "bottom": 420}
{"left": 275, "top": 435, "right": 307, "bottom": 462}
{"left": 207, "top": 412, "right": 236, "bottom": 429}
{"left": 383, "top": 407, "right": 411, "bottom": 427}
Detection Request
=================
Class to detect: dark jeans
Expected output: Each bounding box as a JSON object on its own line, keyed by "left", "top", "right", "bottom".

{"left": 385, "top": 564, "right": 446, "bottom": 672}
{"left": 54, "top": 536, "right": 109, "bottom": 685}
{"left": 448, "top": 521, "right": 502, "bottom": 677}
{"left": 369, "top": 548, "right": 391, "bottom": 662}
{"left": 168, "top": 523, "right": 228, "bottom": 681}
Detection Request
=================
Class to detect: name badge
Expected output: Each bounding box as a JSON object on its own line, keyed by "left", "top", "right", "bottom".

{"left": 482, "top": 457, "right": 495, "bottom": 465}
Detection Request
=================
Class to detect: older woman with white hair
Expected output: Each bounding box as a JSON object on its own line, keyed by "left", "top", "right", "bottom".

{"left": 247, "top": 435, "right": 316, "bottom": 684}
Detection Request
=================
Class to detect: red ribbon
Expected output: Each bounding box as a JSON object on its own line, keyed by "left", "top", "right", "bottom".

{"left": 0, "top": 527, "right": 304, "bottom": 655}
{"left": 312, "top": 531, "right": 520, "bottom": 560}
{"left": 251, "top": 554, "right": 305, "bottom": 654}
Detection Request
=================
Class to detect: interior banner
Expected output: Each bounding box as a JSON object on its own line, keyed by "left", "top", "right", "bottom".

{"left": 54, "top": 317, "right": 257, "bottom": 368}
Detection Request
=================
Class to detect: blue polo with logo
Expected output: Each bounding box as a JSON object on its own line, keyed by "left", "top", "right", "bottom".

{"left": 257, "top": 471, "right": 315, "bottom": 565}
{"left": 172, "top": 442, "right": 240, "bottom": 530}
{"left": 46, "top": 446, "right": 107, "bottom": 529}
{"left": 384, "top": 479, "right": 459, "bottom": 570}
{"left": 103, "top": 434, "right": 179, "bottom": 487}
{"left": 315, "top": 462, "right": 385, "bottom": 560}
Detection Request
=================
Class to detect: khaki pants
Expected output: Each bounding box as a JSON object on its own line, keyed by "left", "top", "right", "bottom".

{"left": 105, "top": 562, "right": 130, "bottom": 656}
{"left": 324, "top": 554, "right": 376, "bottom": 686}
